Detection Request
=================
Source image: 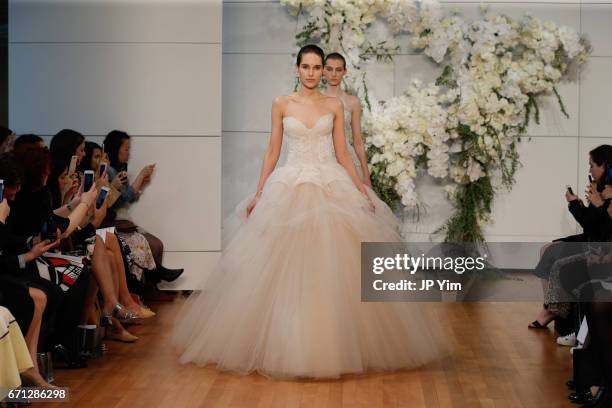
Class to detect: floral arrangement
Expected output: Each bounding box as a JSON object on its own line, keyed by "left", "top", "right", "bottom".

{"left": 281, "top": 0, "right": 591, "bottom": 242}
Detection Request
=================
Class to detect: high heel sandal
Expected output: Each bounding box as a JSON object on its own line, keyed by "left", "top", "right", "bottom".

{"left": 100, "top": 303, "right": 140, "bottom": 327}
{"left": 528, "top": 315, "right": 555, "bottom": 329}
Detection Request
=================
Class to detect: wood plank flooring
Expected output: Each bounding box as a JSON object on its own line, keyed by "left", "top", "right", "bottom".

{"left": 38, "top": 299, "right": 574, "bottom": 408}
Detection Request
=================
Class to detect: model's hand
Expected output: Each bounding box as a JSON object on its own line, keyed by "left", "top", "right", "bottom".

{"left": 246, "top": 192, "right": 262, "bottom": 218}
{"left": 362, "top": 190, "right": 375, "bottom": 213}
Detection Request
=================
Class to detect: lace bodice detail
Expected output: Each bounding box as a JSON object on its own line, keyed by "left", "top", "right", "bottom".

{"left": 282, "top": 114, "right": 336, "bottom": 167}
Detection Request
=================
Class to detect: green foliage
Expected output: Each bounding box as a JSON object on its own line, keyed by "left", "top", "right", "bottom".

{"left": 367, "top": 145, "right": 401, "bottom": 204}
{"left": 439, "top": 177, "right": 495, "bottom": 243}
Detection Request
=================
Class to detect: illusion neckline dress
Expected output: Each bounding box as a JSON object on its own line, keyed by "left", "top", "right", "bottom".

{"left": 173, "top": 112, "right": 447, "bottom": 379}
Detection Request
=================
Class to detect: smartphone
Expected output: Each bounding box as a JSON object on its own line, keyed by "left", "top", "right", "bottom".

{"left": 68, "top": 155, "right": 78, "bottom": 175}
{"left": 0, "top": 179, "right": 4, "bottom": 202}
{"left": 41, "top": 217, "right": 58, "bottom": 242}
{"left": 99, "top": 162, "right": 107, "bottom": 177}
{"left": 588, "top": 174, "right": 594, "bottom": 183}
{"left": 83, "top": 170, "right": 95, "bottom": 192}
{"left": 566, "top": 185, "right": 574, "bottom": 196}
{"left": 96, "top": 186, "right": 110, "bottom": 209}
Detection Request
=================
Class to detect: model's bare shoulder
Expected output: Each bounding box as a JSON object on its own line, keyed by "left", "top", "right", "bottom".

{"left": 272, "top": 95, "right": 294, "bottom": 113}
{"left": 323, "top": 95, "right": 343, "bottom": 112}
{"left": 348, "top": 94, "right": 361, "bottom": 110}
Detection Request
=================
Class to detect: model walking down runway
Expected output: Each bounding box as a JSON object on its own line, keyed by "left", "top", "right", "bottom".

{"left": 173, "top": 45, "right": 447, "bottom": 379}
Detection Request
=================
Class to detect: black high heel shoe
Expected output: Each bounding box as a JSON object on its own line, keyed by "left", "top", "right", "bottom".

{"left": 100, "top": 303, "right": 140, "bottom": 327}
{"left": 153, "top": 264, "right": 184, "bottom": 283}
{"left": 52, "top": 344, "right": 88, "bottom": 369}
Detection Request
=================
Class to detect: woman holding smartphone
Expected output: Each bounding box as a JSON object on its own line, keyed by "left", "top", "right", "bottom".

{"left": 530, "top": 145, "right": 612, "bottom": 332}
{"left": 103, "top": 131, "right": 184, "bottom": 294}
{"left": 79, "top": 141, "right": 158, "bottom": 315}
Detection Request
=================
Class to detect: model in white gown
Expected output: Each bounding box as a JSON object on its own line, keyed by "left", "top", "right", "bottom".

{"left": 173, "top": 47, "right": 447, "bottom": 380}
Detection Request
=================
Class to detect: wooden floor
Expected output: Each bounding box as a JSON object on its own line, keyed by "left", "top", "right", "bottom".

{"left": 39, "top": 298, "right": 575, "bottom": 408}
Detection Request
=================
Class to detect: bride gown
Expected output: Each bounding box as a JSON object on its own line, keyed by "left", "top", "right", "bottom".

{"left": 173, "top": 112, "right": 447, "bottom": 379}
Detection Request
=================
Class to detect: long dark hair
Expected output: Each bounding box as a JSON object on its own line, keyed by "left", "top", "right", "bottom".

{"left": 13, "top": 146, "right": 52, "bottom": 192}
{"left": 49, "top": 156, "right": 68, "bottom": 208}
{"left": 103, "top": 130, "right": 130, "bottom": 170}
{"left": 50, "top": 129, "right": 85, "bottom": 166}
{"left": 589, "top": 145, "right": 612, "bottom": 190}
{"left": 14, "top": 134, "right": 43, "bottom": 150}
{"left": 0, "top": 152, "right": 24, "bottom": 188}
{"left": 78, "top": 141, "right": 102, "bottom": 173}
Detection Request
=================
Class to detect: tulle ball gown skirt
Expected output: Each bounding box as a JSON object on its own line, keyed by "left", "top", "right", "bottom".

{"left": 173, "top": 163, "right": 447, "bottom": 379}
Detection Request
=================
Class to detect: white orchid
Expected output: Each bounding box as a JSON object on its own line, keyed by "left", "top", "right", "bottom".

{"left": 283, "top": 0, "right": 590, "bottom": 232}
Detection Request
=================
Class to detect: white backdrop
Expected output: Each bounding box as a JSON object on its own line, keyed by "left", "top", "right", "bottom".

{"left": 9, "top": 0, "right": 222, "bottom": 290}
{"left": 223, "top": 0, "right": 612, "bottom": 267}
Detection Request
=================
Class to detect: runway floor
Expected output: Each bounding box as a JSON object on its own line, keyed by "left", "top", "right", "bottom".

{"left": 40, "top": 298, "right": 574, "bottom": 408}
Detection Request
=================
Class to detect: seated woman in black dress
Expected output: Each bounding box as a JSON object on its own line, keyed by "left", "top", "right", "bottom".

{"left": 0, "top": 152, "right": 60, "bottom": 386}
{"left": 530, "top": 145, "right": 612, "bottom": 331}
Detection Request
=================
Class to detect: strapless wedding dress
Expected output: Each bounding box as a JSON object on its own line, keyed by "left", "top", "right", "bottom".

{"left": 173, "top": 113, "right": 447, "bottom": 379}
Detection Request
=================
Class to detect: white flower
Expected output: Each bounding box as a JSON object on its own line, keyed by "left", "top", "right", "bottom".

{"left": 467, "top": 159, "right": 485, "bottom": 182}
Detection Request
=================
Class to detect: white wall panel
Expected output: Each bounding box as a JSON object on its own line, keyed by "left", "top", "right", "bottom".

{"left": 582, "top": 4, "right": 612, "bottom": 57}
{"left": 10, "top": 43, "right": 221, "bottom": 136}
{"left": 127, "top": 137, "right": 221, "bottom": 252}
{"left": 223, "top": 2, "right": 298, "bottom": 53}
{"left": 158, "top": 251, "right": 221, "bottom": 291}
{"left": 580, "top": 58, "right": 612, "bottom": 137}
{"left": 483, "top": 137, "right": 579, "bottom": 237}
{"left": 10, "top": 0, "right": 221, "bottom": 44}
{"left": 222, "top": 53, "right": 295, "bottom": 132}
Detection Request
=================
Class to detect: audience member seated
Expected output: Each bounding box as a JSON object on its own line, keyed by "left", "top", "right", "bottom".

{"left": 6, "top": 145, "right": 141, "bottom": 366}
{"left": 78, "top": 141, "right": 159, "bottom": 306}
{"left": 103, "top": 130, "right": 183, "bottom": 299}
{"left": 0, "top": 153, "right": 60, "bottom": 386}
{"left": 0, "top": 305, "right": 34, "bottom": 396}
{"left": 531, "top": 145, "right": 612, "bottom": 343}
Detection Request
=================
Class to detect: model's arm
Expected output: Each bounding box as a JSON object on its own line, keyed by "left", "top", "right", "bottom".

{"left": 246, "top": 97, "right": 285, "bottom": 217}
{"left": 350, "top": 96, "right": 372, "bottom": 187}
{"left": 254, "top": 97, "right": 284, "bottom": 195}
{"left": 331, "top": 99, "right": 368, "bottom": 197}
